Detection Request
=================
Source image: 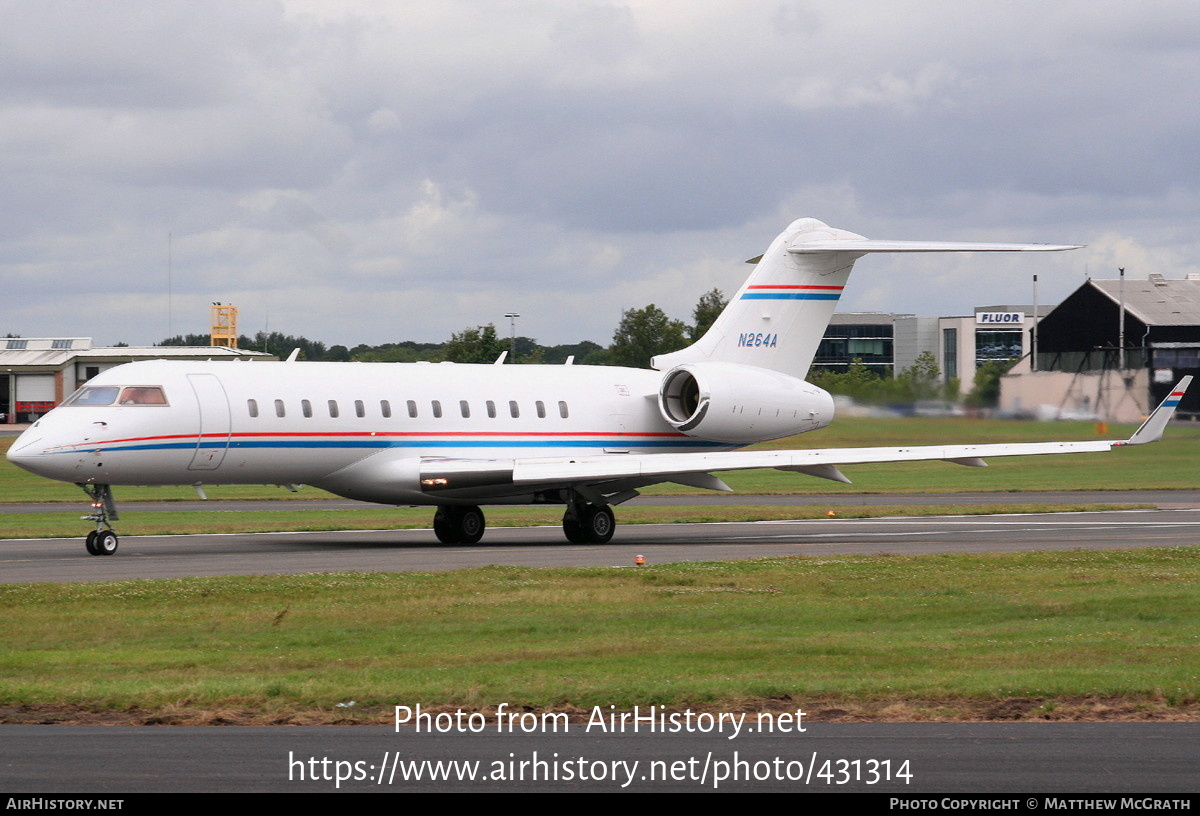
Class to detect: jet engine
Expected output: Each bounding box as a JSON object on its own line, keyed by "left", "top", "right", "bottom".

{"left": 657, "top": 362, "right": 834, "bottom": 444}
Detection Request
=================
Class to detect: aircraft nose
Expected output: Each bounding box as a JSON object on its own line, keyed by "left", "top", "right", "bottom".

{"left": 5, "top": 426, "right": 74, "bottom": 480}
{"left": 6, "top": 430, "right": 48, "bottom": 473}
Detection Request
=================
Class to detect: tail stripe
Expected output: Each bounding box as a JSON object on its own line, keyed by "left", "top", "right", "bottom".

{"left": 742, "top": 284, "right": 844, "bottom": 301}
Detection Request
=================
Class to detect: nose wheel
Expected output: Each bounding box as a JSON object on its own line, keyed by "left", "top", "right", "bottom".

{"left": 80, "top": 484, "right": 119, "bottom": 556}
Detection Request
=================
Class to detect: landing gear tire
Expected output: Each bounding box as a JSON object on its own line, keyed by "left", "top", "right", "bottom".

{"left": 562, "top": 504, "right": 615, "bottom": 544}
{"left": 93, "top": 530, "right": 118, "bottom": 556}
{"left": 581, "top": 505, "right": 615, "bottom": 544}
{"left": 563, "top": 516, "right": 587, "bottom": 544}
{"left": 433, "top": 506, "right": 486, "bottom": 544}
{"left": 80, "top": 484, "right": 120, "bottom": 557}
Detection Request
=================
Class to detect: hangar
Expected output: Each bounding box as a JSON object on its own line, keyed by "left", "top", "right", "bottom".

{"left": 1001, "top": 275, "right": 1200, "bottom": 421}
{"left": 1, "top": 338, "right": 269, "bottom": 423}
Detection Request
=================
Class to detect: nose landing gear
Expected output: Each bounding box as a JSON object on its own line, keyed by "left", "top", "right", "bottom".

{"left": 80, "top": 484, "right": 119, "bottom": 556}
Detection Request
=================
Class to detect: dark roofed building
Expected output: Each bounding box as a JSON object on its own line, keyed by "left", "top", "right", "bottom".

{"left": 1003, "top": 275, "right": 1200, "bottom": 420}
{"left": 1036, "top": 275, "right": 1200, "bottom": 357}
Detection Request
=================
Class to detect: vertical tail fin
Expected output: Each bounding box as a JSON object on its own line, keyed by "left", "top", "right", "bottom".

{"left": 651, "top": 218, "right": 1080, "bottom": 381}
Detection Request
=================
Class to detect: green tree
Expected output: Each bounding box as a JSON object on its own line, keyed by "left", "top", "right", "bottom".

{"left": 542, "top": 340, "right": 604, "bottom": 365}
{"left": 689, "top": 288, "right": 727, "bottom": 342}
{"left": 895, "top": 350, "right": 941, "bottom": 402}
{"left": 966, "top": 360, "right": 1014, "bottom": 409}
{"left": 608, "top": 305, "right": 688, "bottom": 368}
{"left": 443, "top": 324, "right": 509, "bottom": 364}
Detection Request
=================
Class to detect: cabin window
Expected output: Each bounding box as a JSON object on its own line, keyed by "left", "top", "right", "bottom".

{"left": 328, "top": 400, "right": 340, "bottom": 418}
{"left": 381, "top": 400, "right": 392, "bottom": 418}
{"left": 559, "top": 400, "right": 569, "bottom": 418}
{"left": 431, "top": 400, "right": 443, "bottom": 418}
{"left": 486, "top": 400, "right": 496, "bottom": 418}
{"left": 274, "top": 399, "right": 286, "bottom": 418}
{"left": 355, "top": 400, "right": 365, "bottom": 418}
{"left": 247, "top": 399, "right": 259, "bottom": 418}
{"left": 460, "top": 400, "right": 470, "bottom": 418}
{"left": 509, "top": 400, "right": 520, "bottom": 418}
{"left": 407, "top": 400, "right": 418, "bottom": 418}
{"left": 301, "top": 399, "right": 313, "bottom": 418}
{"left": 536, "top": 400, "right": 546, "bottom": 418}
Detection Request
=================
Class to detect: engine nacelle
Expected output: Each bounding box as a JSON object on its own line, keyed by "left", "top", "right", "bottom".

{"left": 658, "top": 362, "right": 834, "bottom": 444}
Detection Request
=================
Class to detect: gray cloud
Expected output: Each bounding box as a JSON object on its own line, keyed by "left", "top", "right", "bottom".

{"left": 2, "top": 0, "right": 1198, "bottom": 347}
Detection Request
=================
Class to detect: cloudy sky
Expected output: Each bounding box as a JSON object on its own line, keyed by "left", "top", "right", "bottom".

{"left": 4, "top": 1, "right": 1198, "bottom": 349}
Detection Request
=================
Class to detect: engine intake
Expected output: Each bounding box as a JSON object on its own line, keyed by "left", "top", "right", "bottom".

{"left": 658, "top": 362, "right": 833, "bottom": 444}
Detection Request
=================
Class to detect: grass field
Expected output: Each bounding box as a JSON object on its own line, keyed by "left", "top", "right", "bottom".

{"left": 2, "top": 551, "right": 1198, "bottom": 723}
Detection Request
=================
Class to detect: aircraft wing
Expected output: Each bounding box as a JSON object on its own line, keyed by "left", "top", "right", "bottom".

{"left": 421, "top": 378, "right": 1190, "bottom": 497}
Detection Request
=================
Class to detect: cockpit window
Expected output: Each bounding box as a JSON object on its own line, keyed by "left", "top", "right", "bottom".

{"left": 62, "top": 386, "right": 121, "bottom": 406}
{"left": 118, "top": 386, "right": 168, "bottom": 405}
{"left": 61, "top": 385, "right": 169, "bottom": 406}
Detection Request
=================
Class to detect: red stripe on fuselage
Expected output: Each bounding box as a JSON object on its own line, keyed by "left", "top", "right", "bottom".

{"left": 97, "top": 430, "right": 693, "bottom": 446}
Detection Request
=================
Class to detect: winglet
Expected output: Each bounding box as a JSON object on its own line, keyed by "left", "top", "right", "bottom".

{"left": 1119, "top": 376, "right": 1192, "bottom": 445}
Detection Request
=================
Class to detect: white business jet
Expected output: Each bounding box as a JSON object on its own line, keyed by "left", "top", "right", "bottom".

{"left": 7, "top": 218, "right": 1190, "bottom": 556}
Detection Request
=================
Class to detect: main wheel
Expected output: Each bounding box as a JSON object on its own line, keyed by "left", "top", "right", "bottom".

{"left": 454, "top": 506, "right": 486, "bottom": 545}
{"left": 94, "top": 530, "right": 119, "bottom": 556}
{"left": 432, "top": 506, "right": 486, "bottom": 544}
{"left": 433, "top": 507, "right": 456, "bottom": 544}
{"left": 85, "top": 531, "right": 100, "bottom": 555}
{"left": 562, "top": 515, "right": 587, "bottom": 544}
{"left": 580, "top": 505, "right": 615, "bottom": 543}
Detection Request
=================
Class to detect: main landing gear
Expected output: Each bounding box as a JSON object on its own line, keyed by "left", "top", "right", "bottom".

{"left": 562, "top": 500, "right": 615, "bottom": 544}
{"left": 430, "top": 498, "right": 617, "bottom": 545}
{"left": 433, "top": 505, "right": 486, "bottom": 545}
{"left": 80, "top": 483, "right": 120, "bottom": 556}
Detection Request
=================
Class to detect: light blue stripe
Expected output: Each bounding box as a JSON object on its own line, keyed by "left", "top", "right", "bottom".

{"left": 740, "top": 293, "right": 841, "bottom": 300}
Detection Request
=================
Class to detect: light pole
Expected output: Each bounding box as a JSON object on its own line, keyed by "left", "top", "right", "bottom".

{"left": 1118, "top": 267, "right": 1126, "bottom": 370}
{"left": 504, "top": 313, "right": 520, "bottom": 363}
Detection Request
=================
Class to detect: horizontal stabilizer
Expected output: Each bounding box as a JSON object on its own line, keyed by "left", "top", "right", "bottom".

{"left": 788, "top": 240, "right": 1082, "bottom": 254}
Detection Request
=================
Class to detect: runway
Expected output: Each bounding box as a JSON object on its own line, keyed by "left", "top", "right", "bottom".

{"left": 4, "top": 507, "right": 1199, "bottom": 583}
